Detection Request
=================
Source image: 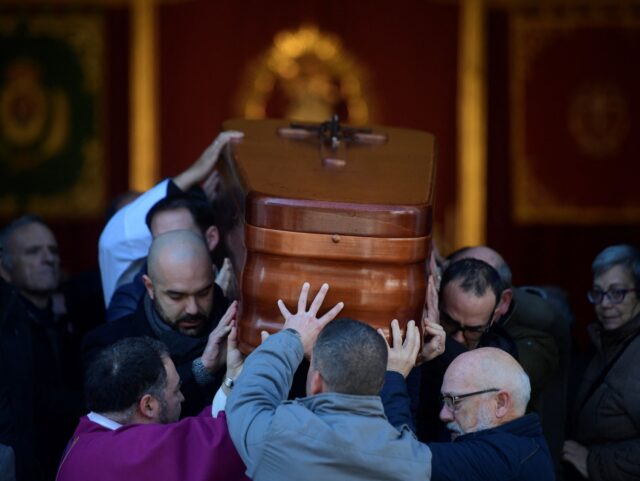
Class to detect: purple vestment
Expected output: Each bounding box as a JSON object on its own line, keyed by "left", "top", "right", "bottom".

{"left": 56, "top": 411, "right": 250, "bottom": 481}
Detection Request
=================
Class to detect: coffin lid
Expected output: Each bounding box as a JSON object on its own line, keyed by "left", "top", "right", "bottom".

{"left": 222, "top": 118, "right": 436, "bottom": 238}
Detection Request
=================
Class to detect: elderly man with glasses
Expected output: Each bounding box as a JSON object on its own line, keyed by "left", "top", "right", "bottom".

{"left": 382, "top": 333, "right": 555, "bottom": 481}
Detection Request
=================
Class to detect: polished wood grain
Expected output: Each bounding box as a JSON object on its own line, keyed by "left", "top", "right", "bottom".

{"left": 246, "top": 224, "right": 429, "bottom": 264}
{"left": 246, "top": 194, "right": 433, "bottom": 238}
{"left": 237, "top": 253, "right": 427, "bottom": 354}
{"left": 223, "top": 118, "right": 437, "bottom": 237}
{"left": 218, "top": 119, "right": 436, "bottom": 352}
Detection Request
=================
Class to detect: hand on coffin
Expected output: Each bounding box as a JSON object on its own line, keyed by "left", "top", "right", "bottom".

{"left": 201, "top": 301, "right": 238, "bottom": 373}
{"left": 277, "top": 282, "right": 344, "bottom": 357}
{"left": 215, "top": 257, "right": 236, "bottom": 298}
{"left": 420, "top": 321, "right": 446, "bottom": 362}
{"left": 422, "top": 272, "right": 440, "bottom": 321}
{"left": 380, "top": 319, "right": 420, "bottom": 378}
{"left": 423, "top": 273, "right": 440, "bottom": 327}
{"left": 224, "top": 321, "right": 244, "bottom": 381}
{"left": 429, "top": 244, "right": 444, "bottom": 289}
{"left": 173, "top": 130, "right": 244, "bottom": 192}
{"left": 417, "top": 275, "right": 446, "bottom": 363}
{"left": 201, "top": 169, "right": 222, "bottom": 203}
{"left": 259, "top": 330, "right": 270, "bottom": 343}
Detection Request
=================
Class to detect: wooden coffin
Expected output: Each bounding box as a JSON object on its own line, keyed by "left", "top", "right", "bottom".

{"left": 217, "top": 118, "right": 436, "bottom": 353}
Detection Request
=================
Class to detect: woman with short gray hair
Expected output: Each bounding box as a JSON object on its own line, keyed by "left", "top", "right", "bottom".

{"left": 563, "top": 244, "right": 640, "bottom": 481}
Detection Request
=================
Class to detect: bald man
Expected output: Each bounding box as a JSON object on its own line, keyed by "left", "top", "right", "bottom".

{"left": 383, "top": 342, "right": 555, "bottom": 480}
{"left": 83, "top": 230, "right": 234, "bottom": 417}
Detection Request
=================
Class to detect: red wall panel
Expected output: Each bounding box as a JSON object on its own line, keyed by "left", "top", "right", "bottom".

{"left": 158, "top": 0, "right": 459, "bottom": 237}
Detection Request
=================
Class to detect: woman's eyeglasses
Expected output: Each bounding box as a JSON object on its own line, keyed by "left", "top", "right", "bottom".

{"left": 587, "top": 288, "right": 638, "bottom": 305}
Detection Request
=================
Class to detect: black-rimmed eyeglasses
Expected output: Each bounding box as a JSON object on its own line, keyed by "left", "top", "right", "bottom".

{"left": 440, "top": 302, "right": 497, "bottom": 340}
{"left": 587, "top": 288, "right": 639, "bottom": 305}
{"left": 440, "top": 388, "right": 500, "bottom": 411}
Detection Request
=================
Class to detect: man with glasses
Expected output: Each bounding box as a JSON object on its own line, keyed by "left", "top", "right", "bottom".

{"left": 446, "top": 246, "right": 571, "bottom": 475}
{"left": 438, "top": 258, "right": 516, "bottom": 353}
{"left": 447, "top": 246, "right": 569, "bottom": 411}
{"left": 383, "top": 340, "right": 554, "bottom": 480}
{"left": 415, "top": 258, "right": 519, "bottom": 442}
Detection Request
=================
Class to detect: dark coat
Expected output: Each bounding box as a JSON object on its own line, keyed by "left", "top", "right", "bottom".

{"left": 569, "top": 314, "right": 640, "bottom": 481}
{"left": 414, "top": 325, "right": 516, "bottom": 442}
{"left": 0, "top": 280, "right": 83, "bottom": 481}
{"left": 0, "top": 280, "right": 36, "bottom": 481}
{"left": 382, "top": 371, "right": 555, "bottom": 480}
{"left": 428, "top": 414, "right": 555, "bottom": 481}
{"left": 502, "top": 288, "right": 565, "bottom": 407}
{"left": 81, "top": 285, "right": 229, "bottom": 417}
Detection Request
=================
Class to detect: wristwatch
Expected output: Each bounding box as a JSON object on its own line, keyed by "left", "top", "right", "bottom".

{"left": 223, "top": 377, "right": 235, "bottom": 390}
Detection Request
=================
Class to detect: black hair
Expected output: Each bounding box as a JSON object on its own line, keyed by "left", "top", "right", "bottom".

{"left": 447, "top": 246, "right": 513, "bottom": 287}
{"left": 145, "top": 189, "right": 215, "bottom": 236}
{"left": 440, "top": 258, "right": 505, "bottom": 303}
{"left": 85, "top": 337, "right": 169, "bottom": 414}
{"left": 313, "top": 318, "right": 388, "bottom": 396}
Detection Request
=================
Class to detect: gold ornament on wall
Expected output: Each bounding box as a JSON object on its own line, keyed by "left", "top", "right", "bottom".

{"left": 235, "top": 25, "right": 375, "bottom": 125}
{"left": 0, "top": 13, "right": 104, "bottom": 218}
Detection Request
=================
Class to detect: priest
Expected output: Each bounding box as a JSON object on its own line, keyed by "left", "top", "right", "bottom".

{"left": 56, "top": 334, "right": 248, "bottom": 481}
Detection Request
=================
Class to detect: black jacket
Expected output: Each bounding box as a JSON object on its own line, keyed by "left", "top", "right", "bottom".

{"left": 0, "top": 279, "right": 83, "bottom": 481}
{"left": 382, "top": 371, "right": 555, "bottom": 481}
{"left": 428, "top": 414, "right": 555, "bottom": 481}
{"left": 82, "top": 284, "right": 230, "bottom": 417}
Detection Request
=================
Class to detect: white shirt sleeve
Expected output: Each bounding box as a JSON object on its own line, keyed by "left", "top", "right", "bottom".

{"left": 99, "top": 179, "right": 171, "bottom": 305}
{"left": 211, "top": 387, "right": 227, "bottom": 418}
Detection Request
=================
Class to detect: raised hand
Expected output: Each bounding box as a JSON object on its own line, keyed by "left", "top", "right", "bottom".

{"left": 380, "top": 319, "right": 421, "bottom": 378}
{"left": 225, "top": 321, "right": 244, "bottom": 380}
{"left": 424, "top": 274, "right": 439, "bottom": 325}
{"left": 201, "top": 301, "right": 238, "bottom": 373}
{"left": 201, "top": 169, "right": 222, "bottom": 203}
{"left": 420, "top": 320, "right": 446, "bottom": 362}
{"left": 419, "top": 273, "right": 446, "bottom": 362}
{"left": 277, "top": 282, "right": 344, "bottom": 356}
{"left": 173, "top": 131, "right": 244, "bottom": 191}
{"left": 429, "top": 244, "right": 443, "bottom": 288}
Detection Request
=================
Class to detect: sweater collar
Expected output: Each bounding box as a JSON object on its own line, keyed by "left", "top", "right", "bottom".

{"left": 298, "top": 392, "right": 387, "bottom": 418}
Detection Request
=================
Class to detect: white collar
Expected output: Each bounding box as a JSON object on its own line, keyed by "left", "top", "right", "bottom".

{"left": 88, "top": 412, "right": 123, "bottom": 431}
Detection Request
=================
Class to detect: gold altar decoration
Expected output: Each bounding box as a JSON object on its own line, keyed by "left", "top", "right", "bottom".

{"left": 235, "top": 25, "right": 375, "bottom": 125}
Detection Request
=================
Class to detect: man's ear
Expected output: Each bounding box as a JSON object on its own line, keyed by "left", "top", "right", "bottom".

{"left": 494, "top": 391, "right": 511, "bottom": 419}
{"left": 204, "top": 226, "right": 219, "bottom": 252}
{"left": 137, "top": 393, "right": 160, "bottom": 422}
{"left": 494, "top": 288, "right": 513, "bottom": 319}
{"left": 309, "top": 370, "right": 326, "bottom": 396}
{"left": 142, "top": 274, "right": 155, "bottom": 299}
